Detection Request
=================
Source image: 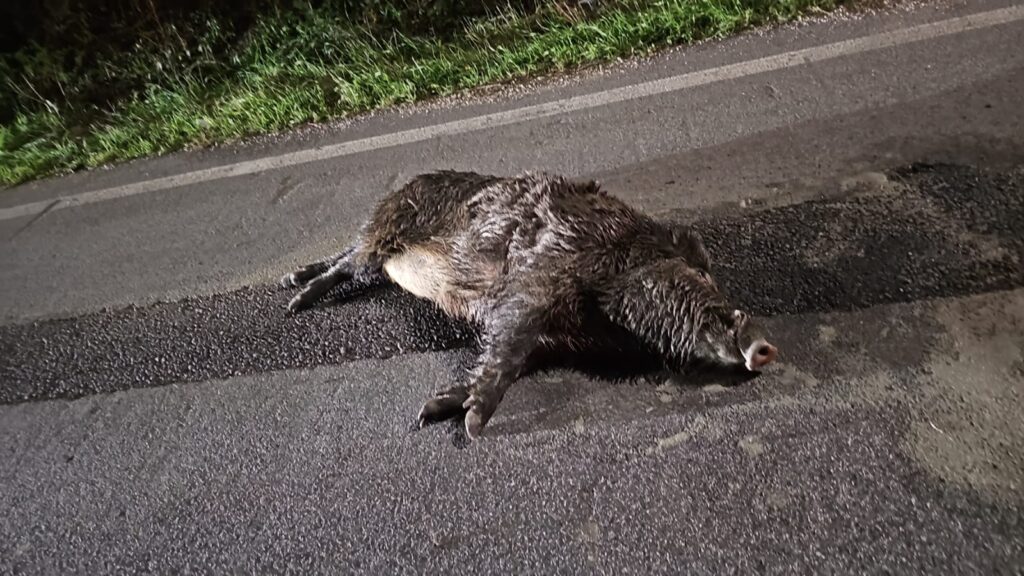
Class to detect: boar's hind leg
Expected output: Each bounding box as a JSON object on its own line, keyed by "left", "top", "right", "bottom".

{"left": 287, "top": 247, "right": 384, "bottom": 313}
{"left": 280, "top": 246, "right": 357, "bottom": 289}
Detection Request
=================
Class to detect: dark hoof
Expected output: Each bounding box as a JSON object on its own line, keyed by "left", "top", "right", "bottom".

{"left": 287, "top": 292, "right": 314, "bottom": 314}
{"left": 281, "top": 265, "right": 325, "bottom": 290}
{"left": 418, "top": 386, "right": 471, "bottom": 428}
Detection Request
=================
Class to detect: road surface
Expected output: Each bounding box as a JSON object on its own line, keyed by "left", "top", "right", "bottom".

{"left": 1, "top": 0, "right": 1023, "bottom": 573}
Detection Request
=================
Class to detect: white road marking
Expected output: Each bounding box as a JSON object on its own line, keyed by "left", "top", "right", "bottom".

{"left": 2, "top": 4, "right": 1023, "bottom": 223}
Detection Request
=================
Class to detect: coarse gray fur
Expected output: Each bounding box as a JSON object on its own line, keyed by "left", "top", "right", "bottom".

{"left": 281, "top": 170, "right": 778, "bottom": 440}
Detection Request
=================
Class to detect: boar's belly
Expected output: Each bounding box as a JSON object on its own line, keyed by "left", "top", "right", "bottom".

{"left": 383, "top": 246, "right": 458, "bottom": 307}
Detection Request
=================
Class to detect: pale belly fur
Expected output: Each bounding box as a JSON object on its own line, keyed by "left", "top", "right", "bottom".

{"left": 383, "top": 246, "right": 467, "bottom": 318}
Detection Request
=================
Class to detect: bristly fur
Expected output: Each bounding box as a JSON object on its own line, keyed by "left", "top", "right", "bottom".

{"left": 281, "top": 169, "right": 767, "bottom": 440}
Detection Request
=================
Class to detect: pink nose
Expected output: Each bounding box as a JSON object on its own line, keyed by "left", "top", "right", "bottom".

{"left": 750, "top": 343, "right": 778, "bottom": 369}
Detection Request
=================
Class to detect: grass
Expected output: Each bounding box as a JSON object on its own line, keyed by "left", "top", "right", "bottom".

{"left": 0, "top": 0, "right": 853, "bottom": 187}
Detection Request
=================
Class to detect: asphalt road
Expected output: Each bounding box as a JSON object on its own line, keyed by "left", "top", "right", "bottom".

{"left": 2, "top": 0, "right": 1024, "bottom": 574}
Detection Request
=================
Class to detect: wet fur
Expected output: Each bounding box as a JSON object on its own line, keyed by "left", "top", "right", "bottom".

{"left": 282, "top": 170, "right": 758, "bottom": 439}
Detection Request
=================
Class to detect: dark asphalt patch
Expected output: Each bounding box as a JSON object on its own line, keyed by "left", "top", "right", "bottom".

{"left": 695, "top": 162, "right": 1024, "bottom": 316}
{"left": 0, "top": 285, "right": 478, "bottom": 405}
{"left": 1, "top": 163, "right": 1022, "bottom": 405}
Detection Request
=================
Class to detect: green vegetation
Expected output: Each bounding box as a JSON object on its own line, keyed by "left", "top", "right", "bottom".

{"left": 1, "top": 0, "right": 855, "bottom": 187}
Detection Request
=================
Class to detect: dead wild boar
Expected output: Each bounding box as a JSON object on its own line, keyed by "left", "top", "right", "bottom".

{"left": 281, "top": 170, "right": 778, "bottom": 439}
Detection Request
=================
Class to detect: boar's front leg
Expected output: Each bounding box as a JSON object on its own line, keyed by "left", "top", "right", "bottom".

{"left": 419, "top": 279, "right": 554, "bottom": 439}
{"left": 417, "top": 385, "right": 473, "bottom": 427}
{"left": 463, "top": 325, "right": 542, "bottom": 439}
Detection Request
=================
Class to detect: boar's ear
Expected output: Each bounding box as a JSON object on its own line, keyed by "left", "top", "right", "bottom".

{"left": 670, "top": 225, "right": 712, "bottom": 272}
{"left": 573, "top": 178, "right": 602, "bottom": 195}
{"left": 731, "top": 309, "right": 750, "bottom": 328}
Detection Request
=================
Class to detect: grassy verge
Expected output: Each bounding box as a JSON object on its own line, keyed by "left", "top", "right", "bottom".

{"left": 1, "top": 0, "right": 854, "bottom": 187}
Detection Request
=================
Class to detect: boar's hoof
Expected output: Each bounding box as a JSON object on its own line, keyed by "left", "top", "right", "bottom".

{"left": 281, "top": 265, "right": 324, "bottom": 289}
{"left": 418, "top": 386, "right": 471, "bottom": 428}
{"left": 287, "top": 292, "right": 315, "bottom": 314}
{"left": 462, "top": 393, "right": 498, "bottom": 440}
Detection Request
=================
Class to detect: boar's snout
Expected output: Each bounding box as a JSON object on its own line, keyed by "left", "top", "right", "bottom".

{"left": 730, "top": 309, "right": 778, "bottom": 372}
{"left": 745, "top": 340, "right": 778, "bottom": 371}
